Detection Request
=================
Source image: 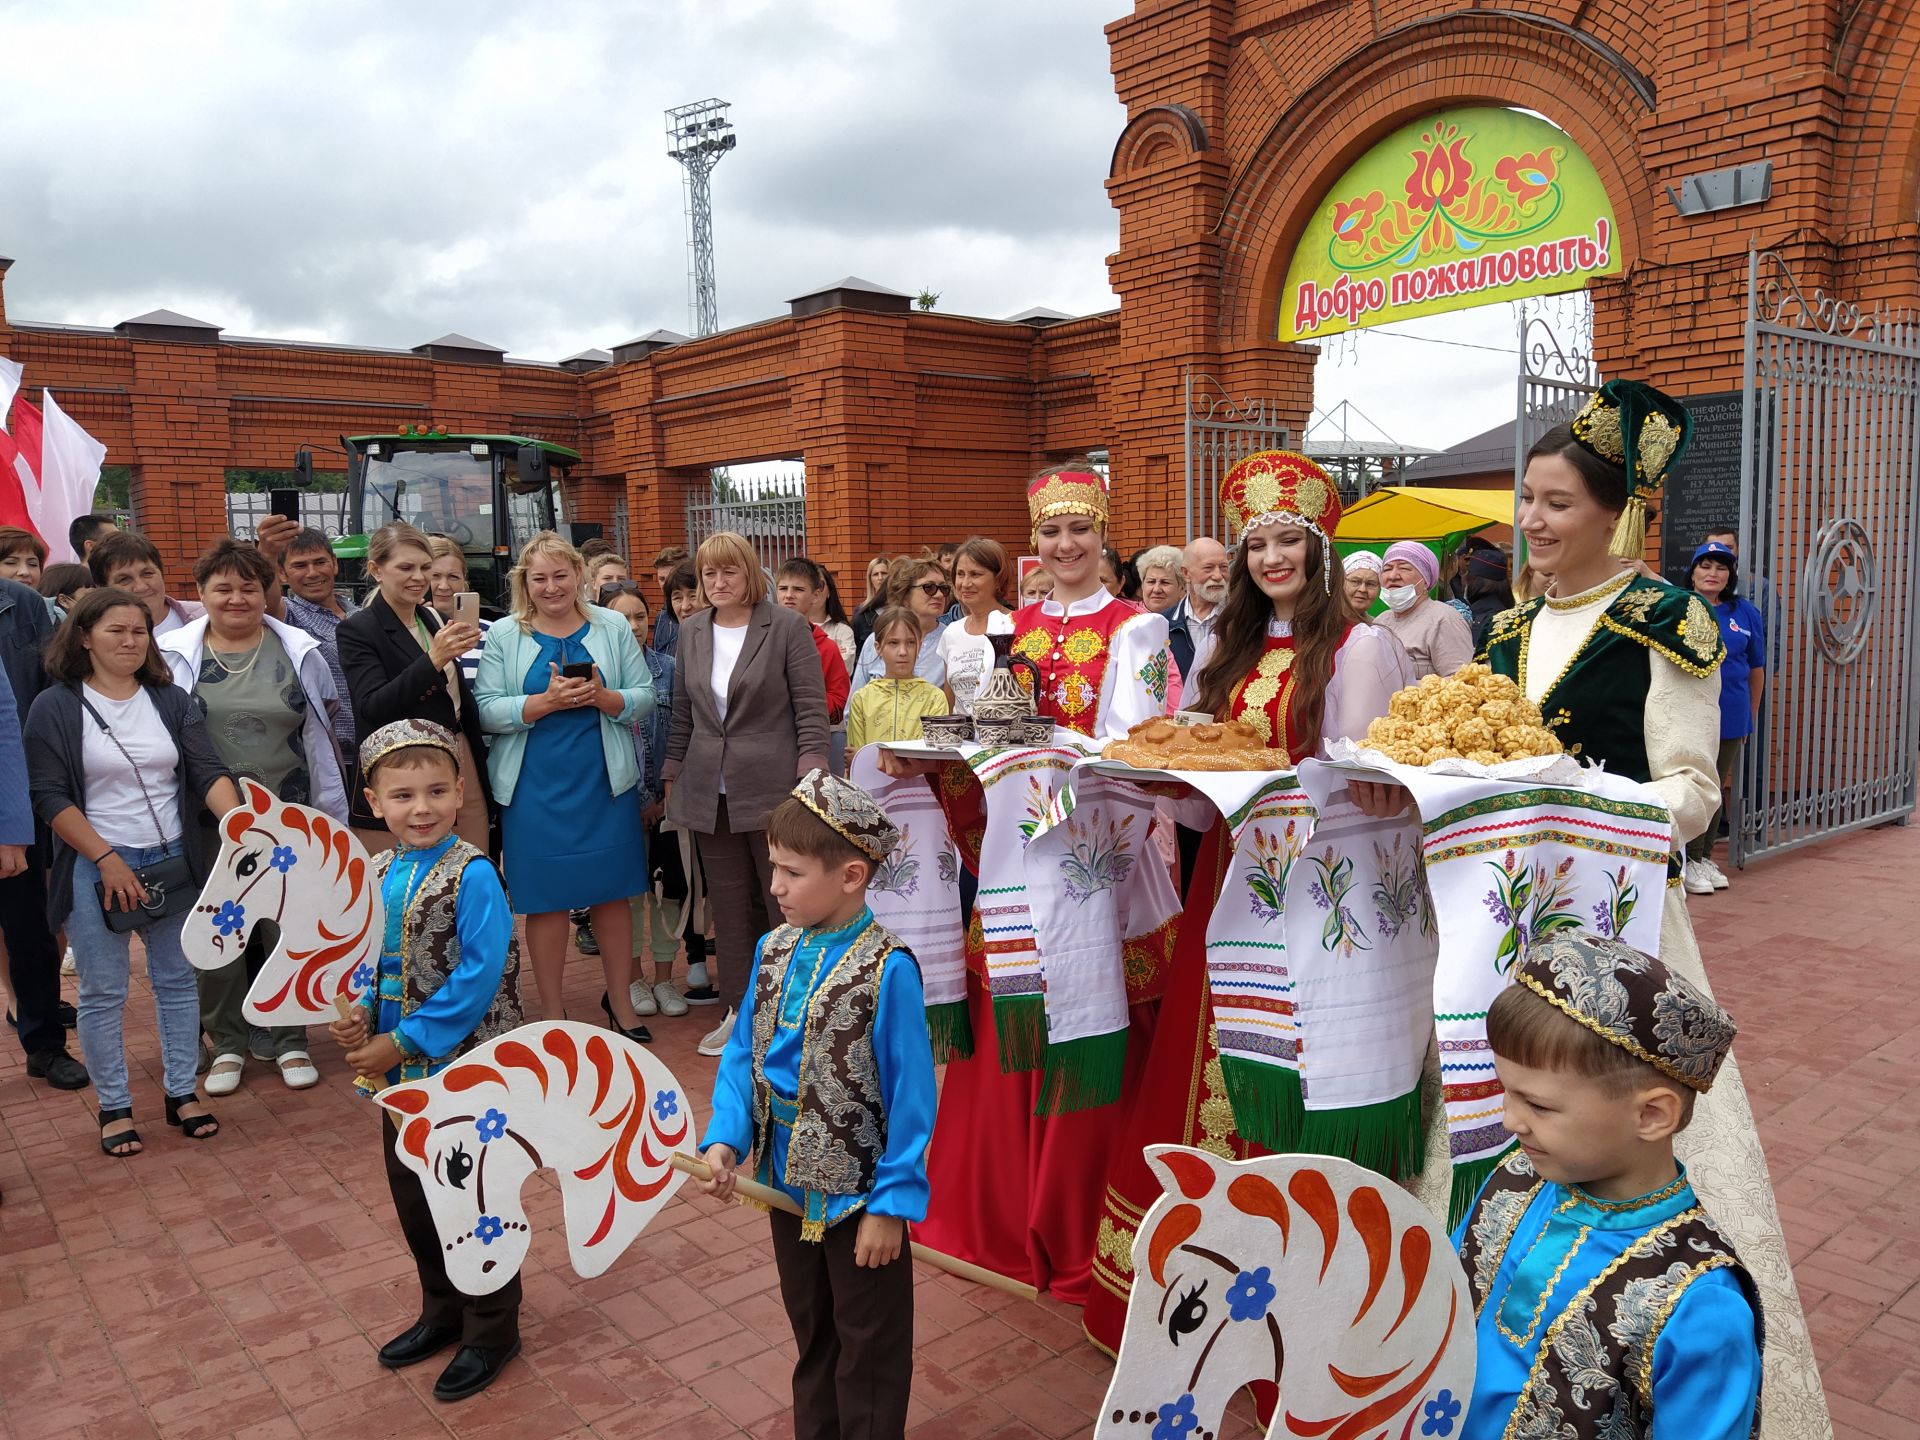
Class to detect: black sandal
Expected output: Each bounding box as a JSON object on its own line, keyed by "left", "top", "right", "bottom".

{"left": 165, "top": 1093, "right": 219, "bottom": 1140}
{"left": 98, "top": 1107, "right": 141, "bottom": 1158}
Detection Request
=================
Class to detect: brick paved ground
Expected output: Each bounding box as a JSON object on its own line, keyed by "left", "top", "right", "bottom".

{"left": 0, "top": 822, "right": 1913, "bottom": 1440}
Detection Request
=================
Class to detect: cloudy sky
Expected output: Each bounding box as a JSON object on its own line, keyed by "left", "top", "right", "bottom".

{"left": 2, "top": 0, "right": 1529, "bottom": 451}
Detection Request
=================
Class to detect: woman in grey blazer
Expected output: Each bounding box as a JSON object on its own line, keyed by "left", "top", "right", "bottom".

{"left": 662, "top": 532, "right": 830, "bottom": 1055}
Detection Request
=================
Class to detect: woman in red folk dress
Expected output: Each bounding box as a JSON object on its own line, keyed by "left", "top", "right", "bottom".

{"left": 914, "top": 462, "right": 1174, "bottom": 1305}
{"left": 1081, "top": 451, "right": 1409, "bottom": 1351}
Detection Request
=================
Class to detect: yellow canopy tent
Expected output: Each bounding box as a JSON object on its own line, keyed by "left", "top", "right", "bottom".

{"left": 1336, "top": 486, "right": 1514, "bottom": 544}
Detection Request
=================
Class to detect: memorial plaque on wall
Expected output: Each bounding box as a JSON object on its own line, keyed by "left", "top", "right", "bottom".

{"left": 1659, "top": 391, "right": 1744, "bottom": 585}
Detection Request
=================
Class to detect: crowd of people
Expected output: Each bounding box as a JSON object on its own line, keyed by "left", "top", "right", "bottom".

{"left": 0, "top": 396, "right": 1806, "bottom": 1430}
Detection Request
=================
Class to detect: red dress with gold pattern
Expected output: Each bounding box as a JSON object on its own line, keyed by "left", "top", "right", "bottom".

{"left": 916, "top": 591, "right": 1174, "bottom": 1306}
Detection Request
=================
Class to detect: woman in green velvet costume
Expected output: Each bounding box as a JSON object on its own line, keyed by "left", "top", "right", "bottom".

{"left": 1470, "top": 380, "right": 1830, "bottom": 1439}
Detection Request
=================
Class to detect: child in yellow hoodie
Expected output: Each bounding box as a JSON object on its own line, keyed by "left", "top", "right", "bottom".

{"left": 846, "top": 607, "right": 949, "bottom": 754}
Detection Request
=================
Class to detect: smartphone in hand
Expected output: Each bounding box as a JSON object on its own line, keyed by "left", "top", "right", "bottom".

{"left": 559, "top": 661, "right": 596, "bottom": 681}
{"left": 269, "top": 488, "right": 300, "bottom": 522}
{"left": 453, "top": 591, "right": 481, "bottom": 627}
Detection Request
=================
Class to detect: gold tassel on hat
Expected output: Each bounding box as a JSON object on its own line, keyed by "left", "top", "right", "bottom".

{"left": 1608, "top": 495, "right": 1648, "bottom": 561}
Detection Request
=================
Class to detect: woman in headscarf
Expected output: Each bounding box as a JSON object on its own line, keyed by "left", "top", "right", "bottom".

{"left": 1373, "top": 539, "right": 1475, "bottom": 678}
{"left": 1341, "top": 547, "right": 1383, "bottom": 617}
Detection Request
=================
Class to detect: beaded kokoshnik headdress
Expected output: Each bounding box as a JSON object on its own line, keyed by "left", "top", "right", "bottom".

{"left": 1026, "top": 466, "right": 1108, "bottom": 541}
{"left": 1218, "top": 450, "right": 1345, "bottom": 592}
{"left": 790, "top": 768, "right": 901, "bottom": 863}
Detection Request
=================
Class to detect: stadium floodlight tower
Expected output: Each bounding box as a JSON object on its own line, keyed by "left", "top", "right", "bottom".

{"left": 666, "top": 98, "right": 737, "bottom": 338}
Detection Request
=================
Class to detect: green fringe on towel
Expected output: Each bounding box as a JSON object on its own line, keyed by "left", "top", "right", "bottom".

{"left": 991, "top": 994, "right": 1048, "bottom": 1074}
{"left": 1220, "top": 1055, "right": 1306, "bottom": 1151}
{"left": 1448, "top": 1143, "right": 1518, "bottom": 1229}
{"left": 1296, "top": 1089, "right": 1427, "bottom": 1181}
{"left": 1034, "top": 1029, "right": 1129, "bottom": 1115}
{"left": 924, "top": 1001, "right": 975, "bottom": 1063}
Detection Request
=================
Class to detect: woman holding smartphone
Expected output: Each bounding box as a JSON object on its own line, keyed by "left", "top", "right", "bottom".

{"left": 425, "top": 534, "right": 491, "bottom": 691}
{"left": 476, "top": 533, "right": 655, "bottom": 1039}
{"left": 338, "top": 523, "right": 491, "bottom": 854}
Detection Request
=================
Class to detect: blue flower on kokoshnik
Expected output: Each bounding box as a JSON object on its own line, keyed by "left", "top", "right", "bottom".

{"left": 269, "top": 845, "right": 298, "bottom": 873}
{"left": 475, "top": 1109, "right": 508, "bottom": 1143}
{"left": 473, "top": 1215, "right": 505, "bottom": 1246}
{"left": 653, "top": 1089, "right": 679, "bottom": 1122}
{"left": 212, "top": 900, "right": 246, "bottom": 937}
{"left": 1226, "top": 1266, "right": 1277, "bottom": 1322}
{"left": 1151, "top": 1394, "right": 1198, "bottom": 1440}
{"left": 1421, "top": 1389, "right": 1462, "bottom": 1437}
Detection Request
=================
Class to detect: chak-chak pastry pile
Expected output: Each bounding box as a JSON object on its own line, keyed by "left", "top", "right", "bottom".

{"left": 1362, "top": 664, "right": 1562, "bottom": 766}
{"left": 1102, "top": 718, "right": 1290, "bottom": 772}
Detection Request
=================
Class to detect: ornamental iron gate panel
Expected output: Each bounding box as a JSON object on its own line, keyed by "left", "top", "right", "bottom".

{"left": 1734, "top": 250, "right": 1920, "bottom": 864}
{"left": 684, "top": 466, "right": 807, "bottom": 574}
{"left": 1513, "top": 312, "right": 1596, "bottom": 502}
{"left": 1183, "top": 370, "right": 1290, "bottom": 542}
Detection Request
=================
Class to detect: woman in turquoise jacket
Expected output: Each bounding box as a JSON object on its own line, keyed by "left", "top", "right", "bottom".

{"left": 475, "top": 533, "right": 655, "bottom": 1040}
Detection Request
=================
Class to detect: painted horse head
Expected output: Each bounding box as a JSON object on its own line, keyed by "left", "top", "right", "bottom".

{"left": 181, "top": 778, "right": 382, "bottom": 1025}
{"left": 375, "top": 1021, "right": 694, "bottom": 1296}
{"left": 1096, "top": 1147, "right": 1474, "bottom": 1440}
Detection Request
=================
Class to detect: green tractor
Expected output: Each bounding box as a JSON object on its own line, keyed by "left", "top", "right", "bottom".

{"left": 303, "top": 428, "right": 586, "bottom": 611}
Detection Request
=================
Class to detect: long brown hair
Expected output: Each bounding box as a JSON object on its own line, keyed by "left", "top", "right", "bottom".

{"left": 44, "top": 586, "right": 173, "bottom": 687}
{"left": 1191, "top": 531, "right": 1347, "bottom": 755}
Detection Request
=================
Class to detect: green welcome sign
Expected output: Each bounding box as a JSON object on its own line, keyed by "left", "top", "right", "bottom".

{"left": 1277, "top": 107, "right": 1621, "bottom": 342}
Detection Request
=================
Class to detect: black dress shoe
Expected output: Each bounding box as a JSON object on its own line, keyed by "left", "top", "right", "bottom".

{"left": 376, "top": 1319, "right": 461, "bottom": 1370}
{"left": 433, "top": 1340, "right": 520, "bottom": 1402}
{"left": 27, "top": 1050, "right": 89, "bottom": 1090}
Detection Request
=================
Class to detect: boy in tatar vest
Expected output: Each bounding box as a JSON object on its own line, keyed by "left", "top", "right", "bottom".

{"left": 1454, "top": 932, "right": 1762, "bottom": 1440}
{"left": 698, "top": 769, "right": 936, "bottom": 1440}
{"left": 326, "top": 719, "right": 525, "bottom": 1403}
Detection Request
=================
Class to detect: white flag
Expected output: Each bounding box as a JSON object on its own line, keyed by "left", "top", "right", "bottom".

{"left": 31, "top": 391, "right": 106, "bottom": 564}
{"left": 0, "top": 357, "right": 20, "bottom": 430}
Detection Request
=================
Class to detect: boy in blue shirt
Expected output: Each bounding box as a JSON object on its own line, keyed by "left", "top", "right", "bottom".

{"left": 327, "top": 719, "right": 525, "bottom": 1403}
{"left": 1454, "top": 932, "right": 1761, "bottom": 1439}
{"left": 698, "top": 769, "right": 936, "bottom": 1440}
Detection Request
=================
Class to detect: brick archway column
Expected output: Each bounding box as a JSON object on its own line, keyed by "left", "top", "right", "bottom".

{"left": 125, "top": 340, "right": 231, "bottom": 578}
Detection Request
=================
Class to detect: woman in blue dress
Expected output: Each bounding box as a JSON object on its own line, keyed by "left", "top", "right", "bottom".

{"left": 475, "top": 533, "right": 655, "bottom": 1040}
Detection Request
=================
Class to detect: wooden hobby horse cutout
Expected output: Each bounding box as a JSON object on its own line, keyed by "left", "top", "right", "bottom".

{"left": 181, "top": 778, "right": 383, "bottom": 1026}
{"left": 1096, "top": 1147, "right": 1474, "bottom": 1440}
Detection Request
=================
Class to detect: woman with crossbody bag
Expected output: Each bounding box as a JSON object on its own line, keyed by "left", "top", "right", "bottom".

{"left": 24, "top": 589, "right": 240, "bottom": 1158}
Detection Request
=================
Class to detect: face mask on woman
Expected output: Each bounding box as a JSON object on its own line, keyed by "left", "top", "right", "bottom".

{"left": 1381, "top": 584, "right": 1422, "bottom": 613}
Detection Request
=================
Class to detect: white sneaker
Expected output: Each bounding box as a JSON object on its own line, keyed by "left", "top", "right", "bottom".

{"left": 60, "top": 949, "right": 76, "bottom": 976}
{"left": 652, "top": 980, "right": 690, "bottom": 1018}
{"left": 1702, "top": 857, "right": 1730, "bottom": 890}
{"left": 697, "top": 1008, "right": 736, "bottom": 1058}
{"left": 1682, "top": 860, "right": 1715, "bottom": 895}
{"left": 628, "top": 981, "right": 660, "bottom": 1017}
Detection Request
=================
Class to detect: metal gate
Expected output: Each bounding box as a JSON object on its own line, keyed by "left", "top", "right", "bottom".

{"left": 684, "top": 465, "right": 807, "bottom": 572}
{"left": 1733, "top": 250, "right": 1920, "bottom": 863}
{"left": 1182, "top": 369, "right": 1289, "bottom": 541}
{"left": 1513, "top": 310, "right": 1597, "bottom": 499}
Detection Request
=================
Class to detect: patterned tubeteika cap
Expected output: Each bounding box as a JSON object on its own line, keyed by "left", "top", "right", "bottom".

{"left": 359, "top": 718, "right": 461, "bottom": 775}
{"left": 1514, "top": 931, "right": 1737, "bottom": 1093}
{"left": 791, "top": 768, "right": 901, "bottom": 863}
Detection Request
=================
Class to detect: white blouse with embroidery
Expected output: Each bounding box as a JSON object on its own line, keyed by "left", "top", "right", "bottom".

{"left": 1524, "top": 572, "right": 1723, "bottom": 847}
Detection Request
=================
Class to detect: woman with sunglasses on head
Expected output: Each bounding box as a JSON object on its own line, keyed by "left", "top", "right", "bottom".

{"left": 847, "top": 557, "right": 950, "bottom": 694}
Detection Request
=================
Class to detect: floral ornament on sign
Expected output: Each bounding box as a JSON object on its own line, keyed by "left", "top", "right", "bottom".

{"left": 1331, "top": 190, "right": 1384, "bottom": 240}
{"left": 1420, "top": 1389, "right": 1462, "bottom": 1437}
{"left": 475, "top": 1108, "right": 508, "bottom": 1143}
{"left": 212, "top": 900, "right": 246, "bottom": 937}
{"left": 473, "top": 1214, "right": 505, "bottom": 1246}
{"left": 349, "top": 962, "right": 374, "bottom": 991}
{"left": 1225, "top": 1266, "right": 1277, "bottom": 1322}
{"left": 269, "top": 845, "right": 298, "bottom": 873}
{"left": 1151, "top": 1394, "right": 1199, "bottom": 1440}
{"left": 1494, "top": 149, "right": 1558, "bottom": 204}
{"left": 652, "top": 1089, "right": 679, "bottom": 1122}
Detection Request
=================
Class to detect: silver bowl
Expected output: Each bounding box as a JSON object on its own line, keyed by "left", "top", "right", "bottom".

{"left": 919, "top": 714, "right": 975, "bottom": 748}
{"left": 1011, "top": 718, "right": 1055, "bottom": 747}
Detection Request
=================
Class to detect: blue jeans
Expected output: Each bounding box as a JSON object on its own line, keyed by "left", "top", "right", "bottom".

{"left": 66, "top": 841, "right": 202, "bottom": 1112}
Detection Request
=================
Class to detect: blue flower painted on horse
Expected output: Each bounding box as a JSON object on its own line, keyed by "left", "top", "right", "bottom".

{"left": 1151, "top": 1394, "right": 1198, "bottom": 1440}
{"left": 475, "top": 1108, "right": 508, "bottom": 1143}
{"left": 473, "top": 1214, "right": 505, "bottom": 1245}
{"left": 350, "top": 962, "right": 374, "bottom": 991}
{"left": 653, "top": 1089, "right": 679, "bottom": 1122}
{"left": 212, "top": 900, "right": 246, "bottom": 937}
{"left": 269, "top": 845, "right": 298, "bottom": 873}
{"left": 1225, "top": 1266, "right": 1277, "bottom": 1322}
{"left": 1421, "top": 1389, "right": 1462, "bottom": 1437}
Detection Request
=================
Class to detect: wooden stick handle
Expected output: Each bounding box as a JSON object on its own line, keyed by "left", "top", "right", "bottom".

{"left": 334, "top": 995, "right": 386, "bottom": 1093}
{"left": 668, "top": 1152, "right": 1038, "bottom": 1300}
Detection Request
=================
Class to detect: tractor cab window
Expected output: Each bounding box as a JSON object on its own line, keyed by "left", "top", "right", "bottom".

{"left": 363, "top": 449, "right": 497, "bottom": 550}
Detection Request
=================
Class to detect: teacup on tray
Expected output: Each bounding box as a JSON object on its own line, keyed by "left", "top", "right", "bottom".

{"left": 1011, "top": 718, "right": 1055, "bottom": 747}
{"left": 919, "top": 714, "right": 975, "bottom": 748}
